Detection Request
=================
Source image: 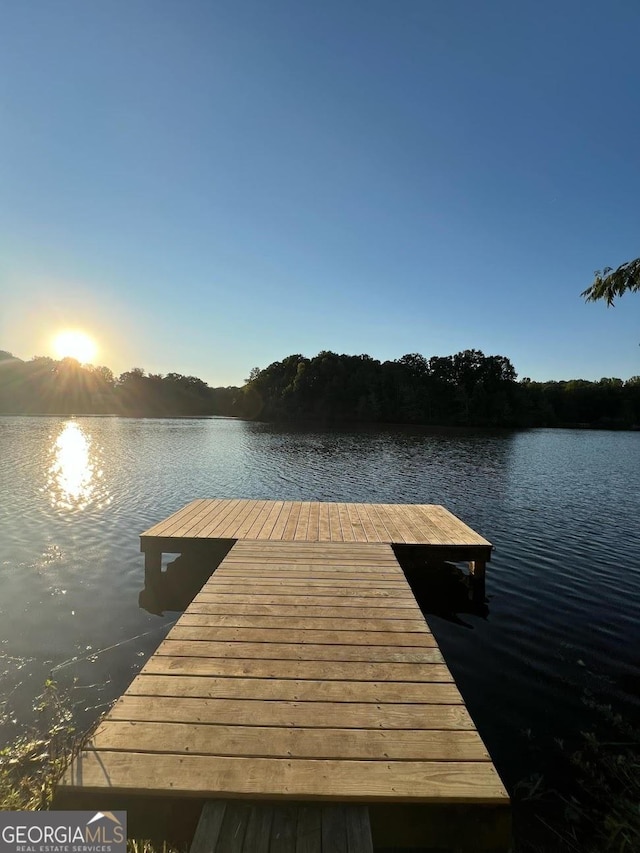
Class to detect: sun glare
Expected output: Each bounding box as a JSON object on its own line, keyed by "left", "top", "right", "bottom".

{"left": 53, "top": 330, "right": 98, "bottom": 364}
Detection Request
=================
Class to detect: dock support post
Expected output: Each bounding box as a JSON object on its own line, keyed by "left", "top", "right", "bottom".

{"left": 469, "top": 559, "right": 486, "bottom": 581}
{"left": 469, "top": 560, "right": 486, "bottom": 602}
{"left": 144, "top": 549, "right": 162, "bottom": 585}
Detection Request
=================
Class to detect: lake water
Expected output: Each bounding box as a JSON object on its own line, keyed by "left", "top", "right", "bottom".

{"left": 1, "top": 415, "right": 639, "bottom": 794}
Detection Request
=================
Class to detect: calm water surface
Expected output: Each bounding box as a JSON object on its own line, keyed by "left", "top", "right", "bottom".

{"left": 1, "top": 416, "right": 639, "bottom": 790}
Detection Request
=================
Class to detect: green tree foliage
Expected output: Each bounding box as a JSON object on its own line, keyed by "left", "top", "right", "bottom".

{"left": 245, "top": 350, "right": 640, "bottom": 428}
{"left": 246, "top": 349, "right": 520, "bottom": 426}
{"left": 1, "top": 349, "right": 639, "bottom": 428}
{"left": 582, "top": 258, "right": 640, "bottom": 306}
{"left": 245, "top": 366, "right": 262, "bottom": 383}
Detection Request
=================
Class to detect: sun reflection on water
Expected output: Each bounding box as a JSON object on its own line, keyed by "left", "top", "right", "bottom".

{"left": 47, "top": 421, "right": 110, "bottom": 511}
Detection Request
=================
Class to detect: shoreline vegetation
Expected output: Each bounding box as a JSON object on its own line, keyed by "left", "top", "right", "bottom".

{"left": 1, "top": 348, "right": 639, "bottom": 430}
{"left": 0, "top": 680, "right": 78, "bottom": 812}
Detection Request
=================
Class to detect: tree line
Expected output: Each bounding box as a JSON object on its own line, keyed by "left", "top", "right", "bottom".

{"left": 1, "top": 348, "right": 638, "bottom": 429}
{"left": 241, "top": 350, "right": 640, "bottom": 428}
{"left": 0, "top": 354, "right": 238, "bottom": 418}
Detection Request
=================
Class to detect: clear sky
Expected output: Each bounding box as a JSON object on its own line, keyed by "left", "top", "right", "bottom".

{"left": 1, "top": 0, "right": 639, "bottom": 386}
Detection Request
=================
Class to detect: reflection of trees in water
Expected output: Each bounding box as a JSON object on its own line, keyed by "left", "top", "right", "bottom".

{"left": 241, "top": 421, "right": 517, "bottom": 505}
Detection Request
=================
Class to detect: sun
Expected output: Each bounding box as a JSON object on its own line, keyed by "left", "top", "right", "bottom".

{"left": 53, "top": 330, "right": 98, "bottom": 364}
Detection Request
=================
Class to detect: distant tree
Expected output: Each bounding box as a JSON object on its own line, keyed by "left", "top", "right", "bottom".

{"left": 245, "top": 367, "right": 262, "bottom": 383}
{"left": 582, "top": 258, "right": 640, "bottom": 306}
{"left": 396, "top": 353, "right": 428, "bottom": 377}
{"left": 118, "top": 367, "right": 146, "bottom": 381}
{"left": 91, "top": 365, "right": 115, "bottom": 387}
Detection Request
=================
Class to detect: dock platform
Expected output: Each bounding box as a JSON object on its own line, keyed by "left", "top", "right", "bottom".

{"left": 140, "top": 499, "right": 492, "bottom": 583}
{"left": 57, "top": 502, "right": 508, "bottom": 850}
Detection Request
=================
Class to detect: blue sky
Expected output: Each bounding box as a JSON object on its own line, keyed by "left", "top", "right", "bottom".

{"left": 1, "top": 0, "right": 639, "bottom": 386}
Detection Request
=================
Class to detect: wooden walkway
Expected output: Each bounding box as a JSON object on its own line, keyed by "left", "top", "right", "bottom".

{"left": 59, "top": 542, "right": 508, "bottom": 840}
{"left": 58, "top": 502, "right": 508, "bottom": 849}
{"left": 140, "top": 499, "right": 492, "bottom": 583}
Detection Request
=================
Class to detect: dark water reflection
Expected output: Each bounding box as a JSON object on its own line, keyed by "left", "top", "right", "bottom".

{"left": 1, "top": 416, "right": 639, "bottom": 793}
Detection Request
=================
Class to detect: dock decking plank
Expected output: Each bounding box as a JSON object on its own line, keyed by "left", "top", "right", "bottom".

{"left": 352, "top": 503, "right": 378, "bottom": 543}
{"left": 253, "top": 501, "right": 285, "bottom": 540}
{"left": 124, "top": 675, "right": 461, "bottom": 703}
{"left": 141, "top": 655, "right": 457, "bottom": 681}
{"left": 217, "top": 562, "right": 404, "bottom": 573}
{"left": 281, "top": 502, "right": 301, "bottom": 540}
{"left": 215, "top": 563, "right": 405, "bottom": 579}
{"left": 410, "top": 505, "right": 448, "bottom": 545}
{"left": 148, "top": 499, "right": 206, "bottom": 538}
{"left": 176, "top": 614, "right": 430, "bottom": 632}
{"left": 270, "top": 502, "right": 294, "bottom": 540}
{"left": 318, "top": 503, "right": 331, "bottom": 541}
{"left": 207, "top": 578, "right": 410, "bottom": 591}
{"left": 166, "top": 628, "right": 434, "bottom": 647}
{"left": 190, "top": 594, "right": 417, "bottom": 609}
{"left": 108, "top": 695, "right": 475, "bottom": 730}
{"left": 239, "top": 802, "right": 273, "bottom": 853}
{"left": 245, "top": 502, "right": 277, "bottom": 539}
{"left": 432, "top": 505, "right": 491, "bottom": 545}
{"left": 221, "top": 559, "right": 401, "bottom": 569}
{"left": 206, "top": 585, "right": 409, "bottom": 599}
{"left": 185, "top": 603, "right": 418, "bottom": 619}
{"left": 307, "top": 502, "right": 320, "bottom": 542}
{"left": 197, "top": 499, "right": 244, "bottom": 538}
{"left": 172, "top": 499, "right": 225, "bottom": 538}
{"left": 294, "top": 501, "right": 311, "bottom": 541}
{"left": 62, "top": 752, "right": 507, "bottom": 804}
{"left": 327, "top": 503, "right": 343, "bottom": 541}
{"left": 337, "top": 504, "right": 356, "bottom": 542}
{"left": 345, "top": 502, "right": 368, "bottom": 543}
{"left": 153, "top": 641, "right": 445, "bottom": 663}
{"left": 192, "top": 584, "right": 416, "bottom": 599}
{"left": 233, "top": 501, "right": 270, "bottom": 539}
{"left": 217, "top": 501, "right": 260, "bottom": 539}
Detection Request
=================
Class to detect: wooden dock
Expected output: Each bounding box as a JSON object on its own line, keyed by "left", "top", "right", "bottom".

{"left": 57, "top": 501, "right": 508, "bottom": 850}
{"left": 140, "top": 499, "right": 492, "bottom": 582}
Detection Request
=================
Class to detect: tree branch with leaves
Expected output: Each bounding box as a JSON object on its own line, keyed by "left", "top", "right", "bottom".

{"left": 582, "top": 258, "right": 640, "bottom": 306}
